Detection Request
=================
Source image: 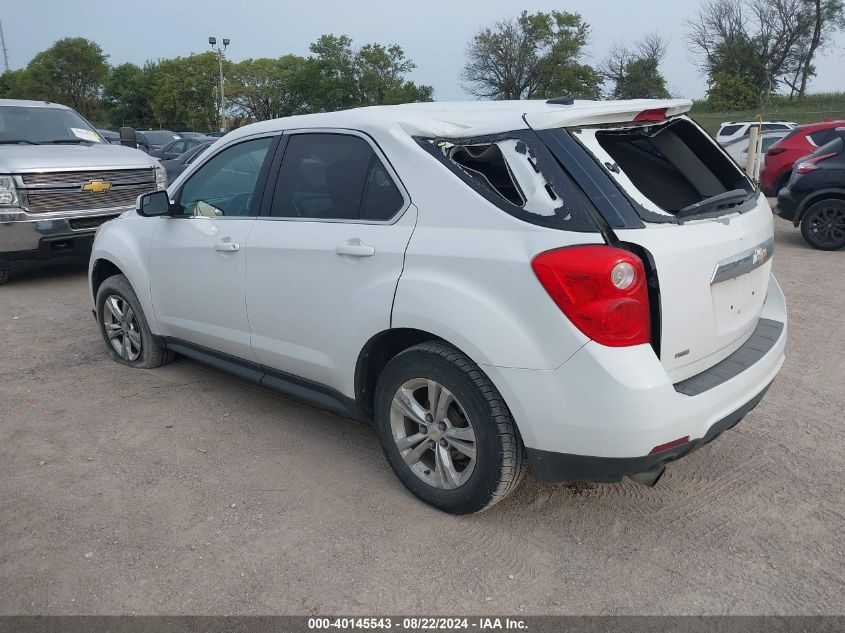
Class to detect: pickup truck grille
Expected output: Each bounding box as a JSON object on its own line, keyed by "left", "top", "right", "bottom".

{"left": 25, "top": 183, "right": 153, "bottom": 213}
{"left": 20, "top": 169, "right": 156, "bottom": 187}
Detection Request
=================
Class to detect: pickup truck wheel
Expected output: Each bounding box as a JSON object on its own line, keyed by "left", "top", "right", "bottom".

{"left": 800, "top": 199, "right": 845, "bottom": 250}
{"left": 374, "top": 341, "right": 526, "bottom": 515}
{"left": 96, "top": 274, "right": 173, "bottom": 368}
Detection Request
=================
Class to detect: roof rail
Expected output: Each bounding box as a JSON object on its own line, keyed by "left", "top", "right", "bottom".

{"left": 547, "top": 95, "right": 574, "bottom": 106}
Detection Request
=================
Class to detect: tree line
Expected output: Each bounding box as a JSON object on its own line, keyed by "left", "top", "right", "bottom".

{"left": 0, "top": 2, "right": 842, "bottom": 130}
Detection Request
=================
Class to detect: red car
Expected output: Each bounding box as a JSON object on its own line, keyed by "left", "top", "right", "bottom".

{"left": 760, "top": 120, "right": 845, "bottom": 195}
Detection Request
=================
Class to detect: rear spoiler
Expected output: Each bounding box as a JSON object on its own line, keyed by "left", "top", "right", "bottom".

{"left": 524, "top": 99, "right": 692, "bottom": 131}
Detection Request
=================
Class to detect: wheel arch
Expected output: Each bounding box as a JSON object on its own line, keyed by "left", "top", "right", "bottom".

{"left": 90, "top": 258, "right": 125, "bottom": 302}
{"left": 795, "top": 188, "right": 845, "bottom": 226}
{"left": 355, "top": 328, "right": 480, "bottom": 421}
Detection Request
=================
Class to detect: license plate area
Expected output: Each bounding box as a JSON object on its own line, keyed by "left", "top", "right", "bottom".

{"left": 69, "top": 215, "right": 119, "bottom": 231}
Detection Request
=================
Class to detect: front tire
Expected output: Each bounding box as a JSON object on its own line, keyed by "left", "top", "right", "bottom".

{"left": 374, "top": 342, "right": 526, "bottom": 514}
{"left": 800, "top": 198, "right": 845, "bottom": 250}
{"left": 95, "top": 274, "right": 173, "bottom": 368}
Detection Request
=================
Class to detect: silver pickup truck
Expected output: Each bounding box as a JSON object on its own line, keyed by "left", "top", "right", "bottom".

{"left": 0, "top": 99, "right": 166, "bottom": 284}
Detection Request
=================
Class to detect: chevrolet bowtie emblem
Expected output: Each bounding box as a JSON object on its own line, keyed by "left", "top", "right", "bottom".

{"left": 81, "top": 179, "right": 112, "bottom": 193}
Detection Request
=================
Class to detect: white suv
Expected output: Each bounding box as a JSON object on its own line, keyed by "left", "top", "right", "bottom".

{"left": 716, "top": 120, "right": 796, "bottom": 146}
{"left": 89, "top": 99, "right": 787, "bottom": 514}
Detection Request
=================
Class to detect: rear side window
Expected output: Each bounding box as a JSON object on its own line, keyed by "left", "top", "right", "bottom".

{"left": 808, "top": 129, "right": 836, "bottom": 146}
{"left": 594, "top": 118, "right": 752, "bottom": 214}
{"left": 417, "top": 132, "right": 603, "bottom": 232}
{"left": 718, "top": 125, "right": 742, "bottom": 136}
{"left": 271, "top": 133, "right": 404, "bottom": 221}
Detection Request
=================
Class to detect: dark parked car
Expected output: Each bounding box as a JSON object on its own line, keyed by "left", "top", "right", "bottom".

{"left": 176, "top": 132, "right": 210, "bottom": 139}
{"left": 159, "top": 140, "right": 213, "bottom": 181}
{"left": 95, "top": 129, "right": 121, "bottom": 144}
{"left": 149, "top": 136, "right": 212, "bottom": 160}
{"left": 777, "top": 128, "right": 845, "bottom": 250}
{"left": 135, "top": 130, "right": 181, "bottom": 153}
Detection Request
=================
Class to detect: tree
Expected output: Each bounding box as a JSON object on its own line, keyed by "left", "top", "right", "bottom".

{"left": 151, "top": 52, "right": 221, "bottom": 130}
{"left": 706, "top": 71, "right": 760, "bottom": 109}
{"left": 790, "top": 0, "right": 845, "bottom": 97}
{"left": 227, "top": 56, "right": 311, "bottom": 121}
{"left": 462, "top": 10, "right": 602, "bottom": 100}
{"left": 600, "top": 33, "right": 671, "bottom": 99}
{"left": 305, "top": 35, "right": 433, "bottom": 111}
{"left": 23, "top": 37, "right": 109, "bottom": 118}
{"left": 686, "top": 0, "right": 843, "bottom": 102}
{"left": 0, "top": 68, "right": 38, "bottom": 99}
{"left": 353, "top": 44, "right": 433, "bottom": 105}
{"left": 103, "top": 62, "right": 156, "bottom": 128}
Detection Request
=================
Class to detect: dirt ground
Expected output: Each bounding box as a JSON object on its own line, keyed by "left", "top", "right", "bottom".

{"left": 0, "top": 213, "right": 842, "bottom": 616}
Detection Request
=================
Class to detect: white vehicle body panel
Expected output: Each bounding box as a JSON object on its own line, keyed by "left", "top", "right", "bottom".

{"left": 149, "top": 216, "right": 258, "bottom": 361}
{"left": 246, "top": 206, "right": 418, "bottom": 396}
{"left": 89, "top": 98, "right": 787, "bottom": 470}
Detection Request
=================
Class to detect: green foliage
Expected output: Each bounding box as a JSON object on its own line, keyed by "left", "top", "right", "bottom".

{"left": 306, "top": 35, "right": 433, "bottom": 111}
{"left": 706, "top": 72, "right": 760, "bottom": 110}
{"left": 227, "top": 56, "right": 311, "bottom": 121}
{"left": 689, "top": 91, "right": 845, "bottom": 135}
{"left": 463, "top": 10, "right": 602, "bottom": 100}
{"left": 613, "top": 58, "right": 670, "bottom": 99}
{"left": 103, "top": 63, "right": 156, "bottom": 128}
{"left": 1, "top": 37, "right": 108, "bottom": 119}
{"left": 151, "top": 52, "right": 222, "bottom": 131}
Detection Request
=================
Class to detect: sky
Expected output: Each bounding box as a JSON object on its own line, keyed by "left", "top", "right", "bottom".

{"left": 3, "top": 0, "right": 844, "bottom": 100}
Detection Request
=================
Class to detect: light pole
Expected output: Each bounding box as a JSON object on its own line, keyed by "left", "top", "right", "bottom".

{"left": 208, "top": 36, "right": 230, "bottom": 133}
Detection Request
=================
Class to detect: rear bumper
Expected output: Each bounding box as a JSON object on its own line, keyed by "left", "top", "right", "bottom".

{"left": 527, "top": 383, "right": 769, "bottom": 482}
{"left": 483, "top": 274, "right": 787, "bottom": 481}
{"left": 0, "top": 208, "right": 123, "bottom": 261}
{"left": 775, "top": 188, "right": 800, "bottom": 224}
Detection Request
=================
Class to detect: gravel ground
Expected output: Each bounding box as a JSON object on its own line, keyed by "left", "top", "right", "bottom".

{"left": 0, "top": 213, "right": 842, "bottom": 616}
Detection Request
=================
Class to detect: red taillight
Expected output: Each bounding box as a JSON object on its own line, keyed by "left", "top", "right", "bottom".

{"left": 633, "top": 108, "right": 667, "bottom": 122}
{"left": 767, "top": 147, "right": 786, "bottom": 156}
{"left": 649, "top": 436, "right": 690, "bottom": 455}
{"left": 531, "top": 245, "right": 651, "bottom": 347}
{"left": 796, "top": 152, "right": 836, "bottom": 174}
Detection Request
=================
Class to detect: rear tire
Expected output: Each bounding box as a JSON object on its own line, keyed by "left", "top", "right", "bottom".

{"left": 95, "top": 274, "right": 174, "bottom": 368}
{"left": 374, "top": 341, "right": 526, "bottom": 514}
{"left": 800, "top": 199, "right": 845, "bottom": 251}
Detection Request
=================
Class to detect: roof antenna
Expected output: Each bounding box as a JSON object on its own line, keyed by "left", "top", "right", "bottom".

{"left": 547, "top": 95, "right": 574, "bottom": 105}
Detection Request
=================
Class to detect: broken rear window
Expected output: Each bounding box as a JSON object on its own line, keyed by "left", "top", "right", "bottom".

{"left": 592, "top": 118, "right": 753, "bottom": 215}
{"left": 416, "top": 131, "right": 601, "bottom": 233}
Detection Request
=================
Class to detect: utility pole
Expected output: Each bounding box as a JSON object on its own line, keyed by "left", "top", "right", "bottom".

{"left": 0, "top": 20, "right": 10, "bottom": 73}
{"left": 208, "top": 36, "right": 229, "bottom": 133}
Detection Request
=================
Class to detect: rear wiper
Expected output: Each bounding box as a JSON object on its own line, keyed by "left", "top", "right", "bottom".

{"left": 0, "top": 139, "right": 41, "bottom": 145}
{"left": 677, "top": 189, "right": 751, "bottom": 220}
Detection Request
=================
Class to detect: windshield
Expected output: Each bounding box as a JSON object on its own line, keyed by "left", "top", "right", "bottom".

{"left": 0, "top": 105, "right": 104, "bottom": 144}
{"left": 143, "top": 131, "right": 179, "bottom": 145}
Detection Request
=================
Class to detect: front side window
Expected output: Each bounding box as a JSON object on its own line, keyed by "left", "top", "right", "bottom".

{"left": 270, "top": 133, "right": 404, "bottom": 221}
{"left": 176, "top": 136, "right": 273, "bottom": 218}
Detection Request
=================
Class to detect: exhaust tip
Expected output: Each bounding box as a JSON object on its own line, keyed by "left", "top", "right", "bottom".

{"left": 627, "top": 466, "right": 666, "bottom": 487}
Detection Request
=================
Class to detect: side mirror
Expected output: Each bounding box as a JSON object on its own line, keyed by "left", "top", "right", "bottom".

{"left": 137, "top": 190, "right": 170, "bottom": 217}
{"left": 119, "top": 126, "right": 138, "bottom": 149}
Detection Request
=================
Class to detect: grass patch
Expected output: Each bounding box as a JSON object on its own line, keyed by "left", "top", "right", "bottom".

{"left": 689, "top": 92, "right": 845, "bottom": 134}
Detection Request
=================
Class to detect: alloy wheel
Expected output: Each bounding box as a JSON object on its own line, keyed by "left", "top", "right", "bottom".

{"left": 389, "top": 378, "right": 477, "bottom": 490}
{"left": 103, "top": 295, "right": 142, "bottom": 361}
{"left": 807, "top": 201, "right": 845, "bottom": 248}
